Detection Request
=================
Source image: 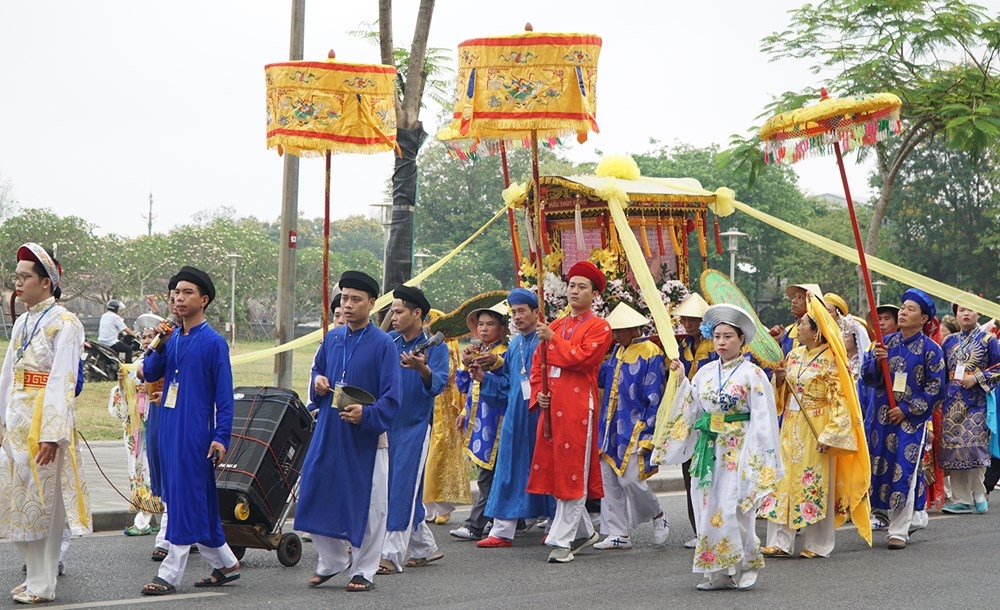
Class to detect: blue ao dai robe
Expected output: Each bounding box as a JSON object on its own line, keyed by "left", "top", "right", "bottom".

{"left": 940, "top": 328, "right": 1000, "bottom": 469}
{"left": 457, "top": 341, "right": 508, "bottom": 469}
{"left": 143, "top": 321, "right": 233, "bottom": 546}
{"left": 481, "top": 331, "right": 555, "bottom": 521}
{"left": 861, "top": 331, "right": 946, "bottom": 512}
{"left": 298, "top": 323, "right": 400, "bottom": 547}
{"left": 385, "top": 332, "right": 449, "bottom": 532}
{"left": 597, "top": 338, "right": 665, "bottom": 479}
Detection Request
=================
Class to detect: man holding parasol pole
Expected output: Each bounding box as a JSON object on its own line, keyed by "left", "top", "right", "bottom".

{"left": 528, "top": 261, "right": 612, "bottom": 564}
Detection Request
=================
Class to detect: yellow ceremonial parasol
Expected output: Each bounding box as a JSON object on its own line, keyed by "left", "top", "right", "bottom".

{"left": 265, "top": 50, "right": 398, "bottom": 331}
{"left": 760, "top": 88, "right": 902, "bottom": 409}
{"left": 441, "top": 24, "right": 601, "bottom": 438}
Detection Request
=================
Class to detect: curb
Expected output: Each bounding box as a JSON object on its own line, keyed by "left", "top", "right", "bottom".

{"left": 89, "top": 473, "right": 686, "bottom": 533}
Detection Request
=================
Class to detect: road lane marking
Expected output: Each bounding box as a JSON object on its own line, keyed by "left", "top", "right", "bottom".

{"left": 44, "top": 592, "right": 226, "bottom": 609}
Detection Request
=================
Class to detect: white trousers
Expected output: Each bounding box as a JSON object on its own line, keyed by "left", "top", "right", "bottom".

{"left": 547, "top": 397, "right": 595, "bottom": 549}
{"left": 14, "top": 450, "right": 66, "bottom": 600}
{"left": 382, "top": 427, "right": 436, "bottom": 569}
{"left": 155, "top": 510, "right": 169, "bottom": 550}
{"left": 134, "top": 510, "right": 154, "bottom": 530}
{"left": 946, "top": 468, "right": 987, "bottom": 505}
{"left": 313, "top": 447, "right": 388, "bottom": 583}
{"left": 423, "top": 502, "right": 454, "bottom": 519}
{"left": 158, "top": 543, "right": 237, "bottom": 586}
{"left": 599, "top": 457, "right": 661, "bottom": 537}
{"left": 490, "top": 518, "right": 518, "bottom": 540}
{"left": 888, "top": 427, "right": 928, "bottom": 541}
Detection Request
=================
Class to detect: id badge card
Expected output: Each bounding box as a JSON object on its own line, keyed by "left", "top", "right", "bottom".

{"left": 892, "top": 372, "right": 908, "bottom": 393}
{"left": 710, "top": 411, "right": 726, "bottom": 434}
{"left": 164, "top": 381, "right": 179, "bottom": 409}
{"left": 953, "top": 363, "right": 966, "bottom": 381}
{"left": 549, "top": 366, "right": 561, "bottom": 379}
{"left": 332, "top": 382, "right": 346, "bottom": 410}
{"left": 13, "top": 364, "right": 23, "bottom": 391}
{"left": 521, "top": 378, "right": 532, "bottom": 400}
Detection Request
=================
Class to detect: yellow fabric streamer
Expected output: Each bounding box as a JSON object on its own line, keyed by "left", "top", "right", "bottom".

{"left": 502, "top": 181, "right": 528, "bottom": 209}
{"left": 603, "top": 187, "right": 683, "bottom": 458}
{"left": 231, "top": 204, "right": 510, "bottom": 366}
{"left": 732, "top": 201, "right": 1000, "bottom": 321}
{"left": 641, "top": 174, "right": 996, "bottom": 318}
{"left": 805, "top": 294, "right": 872, "bottom": 545}
{"left": 120, "top": 362, "right": 140, "bottom": 429}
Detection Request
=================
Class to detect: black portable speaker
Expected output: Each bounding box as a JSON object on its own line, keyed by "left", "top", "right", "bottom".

{"left": 216, "top": 386, "right": 314, "bottom": 532}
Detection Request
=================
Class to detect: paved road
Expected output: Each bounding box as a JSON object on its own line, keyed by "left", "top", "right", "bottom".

{"left": 3, "top": 493, "right": 996, "bottom": 609}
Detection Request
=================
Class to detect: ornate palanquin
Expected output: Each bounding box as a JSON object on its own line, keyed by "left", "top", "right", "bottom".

{"left": 511, "top": 174, "right": 717, "bottom": 285}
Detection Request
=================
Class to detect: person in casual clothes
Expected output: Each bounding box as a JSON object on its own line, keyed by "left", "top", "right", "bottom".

{"left": 2, "top": 243, "right": 90, "bottom": 604}
{"left": 528, "top": 261, "right": 613, "bottom": 564}
{"left": 862, "top": 288, "right": 946, "bottom": 549}
{"left": 297, "top": 271, "right": 400, "bottom": 592}
{"left": 593, "top": 302, "right": 669, "bottom": 551}
{"left": 140, "top": 267, "right": 240, "bottom": 595}
{"left": 98, "top": 299, "right": 137, "bottom": 363}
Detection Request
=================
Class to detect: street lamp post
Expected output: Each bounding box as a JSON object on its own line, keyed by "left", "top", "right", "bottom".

{"left": 872, "top": 280, "right": 886, "bottom": 307}
{"left": 718, "top": 228, "right": 748, "bottom": 281}
{"left": 228, "top": 253, "right": 243, "bottom": 348}
{"left": 413, "top": 252, "right": 431, "bottom": 286}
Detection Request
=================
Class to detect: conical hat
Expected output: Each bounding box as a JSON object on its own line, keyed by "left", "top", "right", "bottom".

{"left": 672, "top": 293, "right": 710, "bottom": 319}
{"left": 786, "top": 283, "right": 824, "bottom": 301}
{"left": 606, "top": 302, "right": 650, "bottom": 330}
{"left": 467, "top": 301, "right": 510, "bottom": 333}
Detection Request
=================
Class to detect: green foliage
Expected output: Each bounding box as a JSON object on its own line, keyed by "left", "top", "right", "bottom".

{"left": 413, "top": 137, "right": 594, "bottom": 307}
{"left": 633, "top": 144, "right": 818, "bottom": 325}
{"left": 880, "top": 135, "right": 1000, "bottom": 298}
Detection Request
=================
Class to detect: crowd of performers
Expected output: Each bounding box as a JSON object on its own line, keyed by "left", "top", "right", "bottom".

{"left": 2, "top": 244, "right": 998, "bottom": 602}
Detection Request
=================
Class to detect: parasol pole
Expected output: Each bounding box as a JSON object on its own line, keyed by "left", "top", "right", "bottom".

{"left": 530, "top": 128, "right": 552, "bottom": 439}
{"left": 499, "top": 141, "right": 522, "bottom": 280}
{"left": 833, "top": 141, "right": 897, "bottom": 411}
{"left": 322, "top": 150, "right": 331, "bottom": 334}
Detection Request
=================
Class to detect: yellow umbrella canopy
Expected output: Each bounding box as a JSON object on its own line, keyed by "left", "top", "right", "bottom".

{"left": 442, "top": 29, "right": 602, "bottom": 145}
{"left": 265, "top": 53, "right": 398, "bottom": 157}
{"left": 759, "top": 90, "right": 901, "bottom": 164}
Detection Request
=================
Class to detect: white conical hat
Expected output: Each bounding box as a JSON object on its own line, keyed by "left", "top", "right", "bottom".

{"left": 606, "top": 302, "right": 650, "bottom": 330}
{"left": 672, "top": 292, "right": 710, "bottom": 319}
{"left": 786, "top": 283, "right": 824, "bottom": 301}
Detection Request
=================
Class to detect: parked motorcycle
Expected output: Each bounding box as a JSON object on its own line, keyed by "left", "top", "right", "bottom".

{"left": 83, "top": 330, "right": 140, "bottom": 382}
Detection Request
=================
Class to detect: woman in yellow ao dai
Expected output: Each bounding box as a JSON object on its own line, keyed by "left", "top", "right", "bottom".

{"left": 762, "top": 293, "right": 871, "bottom": 558}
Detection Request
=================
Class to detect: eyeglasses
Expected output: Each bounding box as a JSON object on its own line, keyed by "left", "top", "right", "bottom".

{"left": 11, "top": 272, "right": 38, "bottom": 284}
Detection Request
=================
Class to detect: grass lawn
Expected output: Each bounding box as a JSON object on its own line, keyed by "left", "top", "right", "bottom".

{"left": 0, "top": 338, "right": 321, "bottom": 441}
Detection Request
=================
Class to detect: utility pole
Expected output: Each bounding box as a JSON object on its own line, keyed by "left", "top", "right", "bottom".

{"left": 273, "top": 0, "right": 305, "bottom": 389}
{"left": 142, "top": 192, "right": 156, "bottom": 237}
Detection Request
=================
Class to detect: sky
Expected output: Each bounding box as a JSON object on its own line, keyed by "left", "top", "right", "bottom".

{"left": 2, "top": 1, "right": 994, "bottom": 238}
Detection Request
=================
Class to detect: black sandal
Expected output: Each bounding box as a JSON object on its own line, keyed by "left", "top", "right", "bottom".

{"left": 346, "top": 575, "right": 374, "bottom": 592}
{"left": 151, "top": 548, "right": 168, "bottom": 562}
{"left": 141, "top": 576, "right": 176, "bottom": 596}
{"left": 194, "top": 567, "right": 241, "bottom": 587}
{"left": 309, "top": 572, "right": 337, "bottom": 588}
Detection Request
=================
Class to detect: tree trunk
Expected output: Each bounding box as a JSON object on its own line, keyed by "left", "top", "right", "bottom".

{"left": 379, "top": 0, "right": 436, "bottom": 292}
{"left": 382, "top": 126, "right": 428, "bottom": 293}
